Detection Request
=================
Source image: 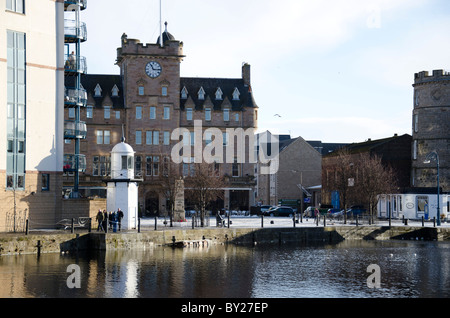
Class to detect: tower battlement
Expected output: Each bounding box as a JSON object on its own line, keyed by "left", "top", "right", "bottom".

{"left": 414, "top": 69, "right": 450, "bottom": 85}
{"left": 116, "top": 33, "right": 184, "bottom": 64}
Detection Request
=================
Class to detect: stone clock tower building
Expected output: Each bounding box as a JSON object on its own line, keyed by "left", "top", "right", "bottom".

{"left": 108, "top": 24, "right": 258, "bottom": 217}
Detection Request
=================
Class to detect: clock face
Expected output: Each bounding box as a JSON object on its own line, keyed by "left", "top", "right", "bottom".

{"left": 145, "top": 61, "right": 162, "bottom": 78}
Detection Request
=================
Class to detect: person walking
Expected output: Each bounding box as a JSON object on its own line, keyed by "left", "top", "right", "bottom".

{"left": 102, "top": 210, "right": 108, "bottom": 233}
{"left": 96, "top": 209, "right": 104, "bottom": 231}
{"left": 117, "top": 208, "right": 124, "bottom": 231}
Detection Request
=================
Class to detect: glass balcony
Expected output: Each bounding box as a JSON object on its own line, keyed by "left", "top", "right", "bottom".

{"left": 64, "top": 19, "right": 87, "bottom": 43}
{"left": 64, "top": 121, "right": 87, "bottom": 139}
{"left": 64, "top": 0, "right": 87, "bottom": 11}
{"left": 64, "top": 154, "right": 86, "bottom": 172}
{"left": 64, "top": 54, "right": 87, "bottom": 75}
{"left": 64, "top": 87, "right": 87, "bottom": 106}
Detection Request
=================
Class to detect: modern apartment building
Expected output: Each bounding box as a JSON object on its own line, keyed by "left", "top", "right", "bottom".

{"left": 0, "top": 0, "right": 65, "bottom": 231}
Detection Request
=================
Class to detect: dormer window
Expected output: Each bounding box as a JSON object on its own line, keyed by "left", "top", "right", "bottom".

{"left": 215, "top": 88, "right": 223, "bottom": 100}
{"left": 232, "top": 88, "right": 240, "bottom": 100}
{"left": 111, "top": 84, "right": 119, "bottom": 97}
{"left": 181, "top": 86, "right": 188, "bottom": 99}
{"left": 198, "top": 87, "right": 205, "bottom": 100}
{"left": 94, "top": 84, "right": 102, "bottom": 97}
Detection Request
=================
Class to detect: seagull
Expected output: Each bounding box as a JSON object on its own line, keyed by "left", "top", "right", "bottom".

{"left": 274, "top": 114, "right": 281, "bottom": 117}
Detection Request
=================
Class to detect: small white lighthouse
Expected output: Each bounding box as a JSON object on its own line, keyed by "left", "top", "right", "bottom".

{"left": 106, "top": 137, "right": 141, "bottom": 230}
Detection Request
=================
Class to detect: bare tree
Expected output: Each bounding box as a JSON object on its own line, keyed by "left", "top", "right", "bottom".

{"left": 354, "top": 153, "right": 397, "bottom": 223}
{"left": 159, "top": 157, "right": 183, "bottom": 225}
{"left": 184, "top": 162, "right": 225, "bottom": 227}
{"left": 329, "top": 149, "right": 355, "bottom": 224}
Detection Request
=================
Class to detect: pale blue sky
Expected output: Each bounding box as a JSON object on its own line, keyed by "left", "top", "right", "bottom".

{"left": 82, "top": 0, "right": 450, "bottom": 143}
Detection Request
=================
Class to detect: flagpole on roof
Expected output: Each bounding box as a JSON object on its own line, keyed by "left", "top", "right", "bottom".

{"left": 159, "top": 0, "right": 163, "bottom": 47}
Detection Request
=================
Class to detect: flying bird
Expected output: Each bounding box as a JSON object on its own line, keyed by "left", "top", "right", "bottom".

{"left": 274, "top": 114, "right": 281, "bottom": 117}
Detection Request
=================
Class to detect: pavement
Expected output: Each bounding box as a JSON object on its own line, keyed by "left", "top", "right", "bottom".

{"left": 138, "top": 215, "right": 450, "bottom": 230}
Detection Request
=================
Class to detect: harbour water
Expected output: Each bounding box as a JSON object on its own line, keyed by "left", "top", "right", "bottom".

{"left": 0, "top": 240, "right": 449, "bottom": 298}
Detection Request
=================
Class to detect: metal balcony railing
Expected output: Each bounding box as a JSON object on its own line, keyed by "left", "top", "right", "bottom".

{"left": 64, "top": 87, "right": 87, "bottom": 106}
{"left": 64, "top": 154, "right": 87, "bottom": 172}
{"left": 64, "top": 19, "right": 87, "bottom": 42}
{"left": 64, "top": 121, "right": 87, "bottom": 139}
{"left": 64, "top": 54, "right": 87, "bottom": 74}
{"left": 64, "top": 0, "right": 87, "bottom": 11}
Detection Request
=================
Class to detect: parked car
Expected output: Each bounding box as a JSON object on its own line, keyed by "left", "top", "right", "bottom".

{"left": 263, "top": 206, "right": 295, "bottom": 217}
{"left": 260, "top": 205, "right": 273, "bottom": 214}
{"left": 250, "top": 205, "right": 273, "bottom": 216}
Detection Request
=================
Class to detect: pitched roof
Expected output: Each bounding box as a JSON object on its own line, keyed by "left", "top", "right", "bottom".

{"left": 65, "top": 74, "right": 125, "bottom": 109}
{"left": 322, "top": 134, "right": 412, "bottom": 157}
{"left": 180, "top": 77, "right": 257, "bottom": 111}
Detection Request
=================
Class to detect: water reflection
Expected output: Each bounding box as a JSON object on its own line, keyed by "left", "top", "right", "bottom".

{"left": 0, "top": 240, "right": 449, "bottom": 298}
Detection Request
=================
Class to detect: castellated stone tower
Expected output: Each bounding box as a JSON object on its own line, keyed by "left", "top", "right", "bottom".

{"left": 412, "top": 70, "right": 450, "bottom": 192}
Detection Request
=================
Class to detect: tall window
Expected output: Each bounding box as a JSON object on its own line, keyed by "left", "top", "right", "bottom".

{"left": 150, "top": 106, "right": 156, "bottom": 119}
{"left": 6, "top": 0, "right": 24, "bottom": 13}
{"left": 163, "top": 106, "right": 170, "bottom": 119}
{"left": 6, "top": 31, "right": 26, "bottom": 189}
{"left": 135, "top": 156, "right": 142, "bottom": 176}
{"left": 186, "top": 108, "right": 193, "bottom": 121}
{"left": 86, "top": 106, "right": 93, "bottom": 118}
{"left": 163, "top": 131, "right": 170, "bottom": 145}
{"left": 205, "top": 108, "right": 211, "bottom": 121}
{"left": 104, "top": 106, "right": 111, "bottom": 119}
{"left": 136, "top": 130, "right": 142, "bottom": 145}
{"left": 223, "top": 109, "right": 230, "bottom": 121}
{"left": 136, "top": 106, "right": 142, "bottom": 119}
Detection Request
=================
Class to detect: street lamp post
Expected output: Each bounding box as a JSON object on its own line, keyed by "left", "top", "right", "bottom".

{"left": 424, "top": 151, "right": 440, "bottom": 226}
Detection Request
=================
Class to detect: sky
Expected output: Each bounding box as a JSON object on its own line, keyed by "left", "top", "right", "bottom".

{"left": 81, "top": 0, "right": 450, "bottom": 143}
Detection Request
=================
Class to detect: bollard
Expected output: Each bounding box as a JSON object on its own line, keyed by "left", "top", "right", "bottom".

{"left": 323, "top": 215, "right": 326, "bottom": 227}
{"left": 355, "top": 215, "right": 358, "bottom": 226}
{"left": 172, "top": 236, "right": 176, "bottom": 247}
{"left": 261, "top": 214, "right": 264, "bottom": 228}
{"left": 71, "top": 218, "right": 75, "bottom": 234}
{"left": 192, "top": 215, "right": 195, "bottom": 229}
{"left": 25, "top": 219, "right": 29, "bottom": 235}
{"left": 404, "top": 218, "right": 408, "bottom": 226}
{"left": 88, "top": 218, "right": 92, "bottom": 233}
{"left": 422, "top": 216, "right": 424, "bottom": 227}
{"left": 228, "top": 214, "right": 230, "bottom": 228}
{"left": 138, "top": 217, "right": 141, "bottom": 233}
{"left": 433, "top": 217, "right": 436, "bottom": 227}
{"left": 293, "top": 214, "right": 296, "bottom": 228}
{"left": 155, "top": 216, "right": 158, "bottom": 231}
{"left": 36, "top": 240, "right": 42, "bottom": 257}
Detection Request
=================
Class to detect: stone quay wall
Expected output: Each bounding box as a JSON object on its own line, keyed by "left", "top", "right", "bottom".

{"left": 0, "top": 225, "right": 449, "bottom": 256}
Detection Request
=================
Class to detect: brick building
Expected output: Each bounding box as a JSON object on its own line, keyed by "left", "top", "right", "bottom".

{"left": 64, "top": 25, "right": 258, "bottom": 216}
{"left": 321, "top": 134, "right": 412, "bottom": 208}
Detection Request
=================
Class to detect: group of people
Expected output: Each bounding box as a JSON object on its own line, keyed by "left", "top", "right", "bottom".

{"left": 96, "top": 208, "right": 124, "bottom": 232}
